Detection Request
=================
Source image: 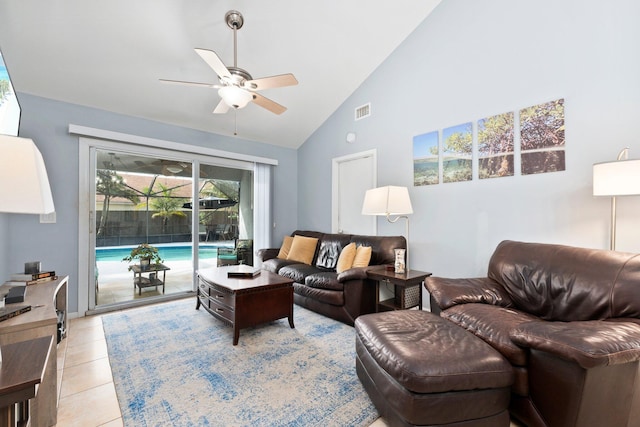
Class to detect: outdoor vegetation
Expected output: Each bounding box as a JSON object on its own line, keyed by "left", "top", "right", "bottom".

{"left": 0, "top": 79, "right": 10, "bottom": 102}
{"left": 96, "top": 165, "right": 240, "bottom": 246}
{"left": 520, "top": 98, "right": 565, "bottom": 175}
{"left": 442, "top": 123, "right": 472, "bottom": 183}
{"left": 478, "top": 112, "right": 514, "bottom": 179}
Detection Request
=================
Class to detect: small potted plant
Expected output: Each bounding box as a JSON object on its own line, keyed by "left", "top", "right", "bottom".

{"left": 122, "top": 243, "right": 163, "bottom": 270}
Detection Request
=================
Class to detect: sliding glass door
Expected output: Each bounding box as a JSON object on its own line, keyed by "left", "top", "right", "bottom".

{"left": 91, "top": 148, "right": 254, "bottom": 310}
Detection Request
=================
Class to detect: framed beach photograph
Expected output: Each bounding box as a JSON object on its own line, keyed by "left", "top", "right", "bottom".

{"left": 442, "top": 122, "right": 472, "bottom": 183}
{"left": 413, "top": 131, "right": 439, "bottom": 186}
{"left": 0, "top": 50, "right": 21, "bottom": 136}
{"left": 478, "top": 112, "right": 514, "bottom": 179}
{"left": 520, "top": 98, "right": 565, "bottom": 175}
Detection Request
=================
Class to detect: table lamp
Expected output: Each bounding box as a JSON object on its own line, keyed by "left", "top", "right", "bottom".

{"left": 362, "top": 185, "right": 413, "bottom": 270}
{"left": 0, "top": 135, "right": 55, "bottom": 364}
{"left": 0, "top": 135, "right": 55, "bottom": 214}
{"left": 593, "top": 148, "right": 640, "bottom": 250}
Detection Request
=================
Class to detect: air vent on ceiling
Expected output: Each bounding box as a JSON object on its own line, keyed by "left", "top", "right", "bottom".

{"left": 355, "top": 103, "right": 371, "bottom": 121}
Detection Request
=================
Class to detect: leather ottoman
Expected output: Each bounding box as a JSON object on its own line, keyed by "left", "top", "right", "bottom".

{"left": 355, "top": 310, "right": 514, "bottom": 426}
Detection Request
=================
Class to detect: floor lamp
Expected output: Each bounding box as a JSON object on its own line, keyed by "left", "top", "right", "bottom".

{"left": 361, "top": 185, "right": 413, "bottom": 271}
{"left": 593, "top": 148, "right": 640, "bottom": 250}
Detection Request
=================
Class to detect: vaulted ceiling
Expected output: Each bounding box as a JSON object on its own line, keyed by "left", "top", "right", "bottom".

{"left": 0, "top": 1, "right": 441, "bottom": 149}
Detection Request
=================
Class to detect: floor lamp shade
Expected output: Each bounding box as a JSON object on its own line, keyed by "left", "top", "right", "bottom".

{"left": 0, "top": 135, "right": 55, "bottom": 214}
{"left": 361, "top": 186, "right": 413, "bottom": 216}
{"left": 362, "top": 185, "right": 413, "bottom": 271}
{"left": 593, "top": 150, "right": 640, "bottom": 251}
{"left": 593, "top": 159, "right": 640, "bottom": 196}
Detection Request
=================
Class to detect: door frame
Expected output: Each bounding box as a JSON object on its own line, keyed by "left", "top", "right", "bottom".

{"left": 75, "top": 125, "right": 276, "bottom": 316}
{"left": 331, "top": 149, "right": 377, "bottom": 234}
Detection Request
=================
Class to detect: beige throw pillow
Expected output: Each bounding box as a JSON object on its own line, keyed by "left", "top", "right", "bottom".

{"left": 277, "top": 236, "right": 294, "bottom": 259}
{"left": 352, "top": 245, "right": 372, "bottom": 268}
{"left": 287, "top": 235, "right": 319, "bottom": 265}
{"left": 336, "top": 242, "right": 357, "bottom": 273}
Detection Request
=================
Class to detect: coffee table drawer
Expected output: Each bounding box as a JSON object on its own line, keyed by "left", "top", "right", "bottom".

{"left": 208, "top": 299, "right": 234, "bottom": 323}
{"left": 208, "top": 286, "right": 234, "bottom": 308}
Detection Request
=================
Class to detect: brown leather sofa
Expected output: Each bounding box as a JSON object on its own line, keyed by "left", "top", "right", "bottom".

{"left": 258, "top": 230, "right": 405, "bottom": 325}
{"left": 426, "top": 240, "right": 640, "bottom": 427}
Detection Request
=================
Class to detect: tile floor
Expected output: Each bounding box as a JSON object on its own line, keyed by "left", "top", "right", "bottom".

{"left": 56, "top": 314, "right": 122, "bottom": 427}
{"left": 54, "top": 309, "right": 519, "bottom": 427}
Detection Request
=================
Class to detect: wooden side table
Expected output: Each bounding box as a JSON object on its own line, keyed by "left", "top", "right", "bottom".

{"left": 367, "top": 267, "right": 432, "bottom": 311}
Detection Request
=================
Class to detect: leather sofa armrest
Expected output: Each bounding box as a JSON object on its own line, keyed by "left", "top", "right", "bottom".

{"left": 510, "top": 320, "right": 640, "bottom": 369}
{"left": 337, "top": 267, "right": 368, "bottom": 283}
{"left": 257, "top": 248, "right": 279, "bottom": 262}
{"left": 424, "top": 277, "right": 513, "bottom": 311}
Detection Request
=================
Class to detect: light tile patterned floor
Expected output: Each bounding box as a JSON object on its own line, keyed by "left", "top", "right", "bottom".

{"left": 55, "top": 311, "right": 521, "bottom": 427}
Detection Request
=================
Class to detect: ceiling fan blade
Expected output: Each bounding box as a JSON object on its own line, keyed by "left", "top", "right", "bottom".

{"left": 244, "top": 73, "right": 298, "bottom": 91}
{"left": 251, "top": 93, "right": 287, "bottom": 115}
{"left": 159, "top": 79, "right": 219, "bottom": 88}
{"left": 195, "top": 48, "right": 231, "bottom": 80}
{"left": 213, "top": 99, "right": 230, "bottom": 114}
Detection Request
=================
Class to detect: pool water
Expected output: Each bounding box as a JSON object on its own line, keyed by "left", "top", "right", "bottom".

{"left": 96, "top": 245, "right": 219, "bottom": 262}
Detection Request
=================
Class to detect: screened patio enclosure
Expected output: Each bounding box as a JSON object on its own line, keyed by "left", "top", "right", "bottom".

{"left": 94, "top": 149, "right": 254, "bottom": 307}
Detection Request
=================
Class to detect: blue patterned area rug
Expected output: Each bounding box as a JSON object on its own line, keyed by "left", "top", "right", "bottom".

{"left": 102, "top": 297, "right": 378, "bottom": 426}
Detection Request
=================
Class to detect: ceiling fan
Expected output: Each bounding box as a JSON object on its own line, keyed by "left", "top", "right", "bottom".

{"left": 160, "top": 10, "right": 298, "bottom": 115}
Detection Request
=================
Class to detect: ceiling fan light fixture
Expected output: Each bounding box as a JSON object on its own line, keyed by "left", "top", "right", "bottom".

{"left": 165, "top": 165, "right": 183, "bottom": 174}
{"left": 218, "top": 86, "right": 253, "bottom": 109}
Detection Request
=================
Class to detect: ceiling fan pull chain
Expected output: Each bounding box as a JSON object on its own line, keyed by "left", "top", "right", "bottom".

{"left": 234, "top": 111, "right": 238, "bottom": 136}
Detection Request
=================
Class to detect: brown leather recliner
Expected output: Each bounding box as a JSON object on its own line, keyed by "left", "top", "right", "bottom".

{"left": 426, "top": 240, "right": 640, "bottom": 427}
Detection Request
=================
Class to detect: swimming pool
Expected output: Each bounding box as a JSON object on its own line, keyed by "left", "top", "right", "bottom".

{"left": 96, "top": 244, "right": 220, "bottom": 262}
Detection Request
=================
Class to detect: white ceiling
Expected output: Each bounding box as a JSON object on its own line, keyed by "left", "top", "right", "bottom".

{"left": 0, "top": 1, "right": 441, "bottom": 149}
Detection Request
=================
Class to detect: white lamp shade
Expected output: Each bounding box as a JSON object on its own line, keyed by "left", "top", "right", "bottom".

{"left": 0, "top": 135, "right": 55, "bottom": 214}
{"left": 593, "top": 159, "right": 640, "bottom": 196}
{"left": 218, "top": 86, "right": 253, "bottom": 109}
{"left": 362, "top": 186, "right": 413, "bottom": 216}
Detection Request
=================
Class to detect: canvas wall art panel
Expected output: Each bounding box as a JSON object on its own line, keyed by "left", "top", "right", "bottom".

{"left": 478, "top": 112, "right": 514, "bottom": 179}
{"left": 442, "top": 123, "right": 472, "bottom": 183}
{"left": 520, "top": 98, "right": 565, "bottom": 175}
{"left": 413, "top": 131, "right": 439, "bottom": 186}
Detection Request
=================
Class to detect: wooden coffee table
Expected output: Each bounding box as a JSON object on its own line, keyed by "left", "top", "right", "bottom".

{"left": 196, "top": 266, "right": 295, "bottom": 345}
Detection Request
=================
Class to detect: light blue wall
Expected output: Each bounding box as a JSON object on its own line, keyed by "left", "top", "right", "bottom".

{"left": 298, "top": 0, "right": 640, "bottom": 277}
{"left": 0, "top": 93, "right": 297, "bottom": 313}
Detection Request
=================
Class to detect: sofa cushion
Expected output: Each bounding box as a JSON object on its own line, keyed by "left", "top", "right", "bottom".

{"left": 426, "top": 277, "right": 514, "bottom": 311}
{"left": 336, "top": 243, "right": 357, "bottom": 273}
{"left": 442, "top": 303, "right": 539, "bottom": 366}
{"left": 488, "top": 240, "right": 640, "bottom": 321}
{"left": 315, "top": 234, "right": 352, "bottom": 270}
{"left": 294, "top": 282, "right": 344, "bottom": 306}
{"left": 277, "top": 235, "right": 294, "bottom": 259}
{"left": 350, "top": 235, "right": 405, "bottom": 265}
{"left": 279, "top": 263, "right": 321, "bottom": 283}
{"left": 261, "top": 258, "right": 299, "bottom": 274}
{"left": 287, "top": 235, "right": 319, "bottom": 265}
{"left": 510, "top": 320, "right": 640, "bottom": 368}
{"left": 355, "top": 311, "right": 513, "bottom": 394}
{"left": 305, "top": 272, "right": 343, "bottom": 291}
{"left": 352, "top": 245, "right": 372, "bottom": 268}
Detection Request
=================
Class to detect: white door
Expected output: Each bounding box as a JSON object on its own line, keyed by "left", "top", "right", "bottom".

{"left": 332, "top": 150, "right": 377, "bottom": 235}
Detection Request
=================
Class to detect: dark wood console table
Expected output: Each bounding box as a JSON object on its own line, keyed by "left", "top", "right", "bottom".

{"left": 0, "top": 336, "right": 53, "bottom": 426}
{"left": 367, "top": 267, "right": 432, "bottom": 311}
{"left": 0, "top": 276, "right": 68, "bottom": 427}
